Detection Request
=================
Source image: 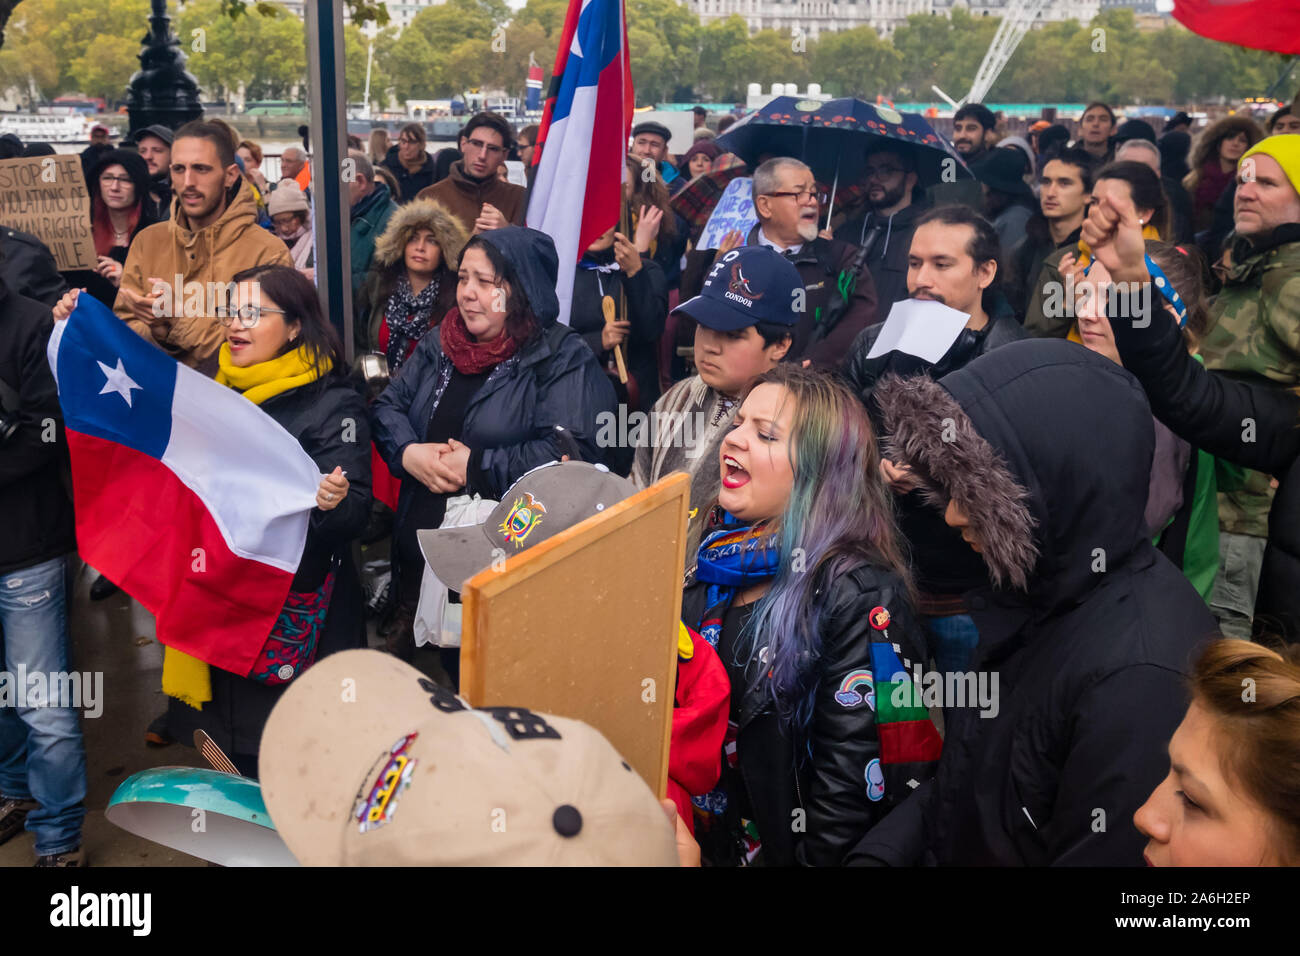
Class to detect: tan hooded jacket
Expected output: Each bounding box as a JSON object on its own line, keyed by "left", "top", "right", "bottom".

{"left": 114, "top": 179, "right": 292, "bottom": 373}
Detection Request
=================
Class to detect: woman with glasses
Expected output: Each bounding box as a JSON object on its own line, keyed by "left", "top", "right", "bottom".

{"left": 51, "top": 266, "right": 372, "bottom": 776}
{"left": 416, "top": 112, "right": 526, "bottom": 237}
{"left": 381, "top": 122, "right": 436, "bottom": 204}
{"left": 62, "top": 150, "right": 161, "bottom": 308}
{"left": 371, "top": 227, "right": 616, "bottom": 673}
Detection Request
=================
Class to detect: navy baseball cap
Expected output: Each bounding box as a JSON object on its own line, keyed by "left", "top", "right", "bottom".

{"left": 673, "top": 246, "right": 802, "bottom": 332}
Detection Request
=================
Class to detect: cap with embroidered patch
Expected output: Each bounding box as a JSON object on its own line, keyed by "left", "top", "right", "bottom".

{"left": 673, "top": 245, "right": 802, "bottom": 332}
{"left": 417, "top": 460, "right": 635, "bottom": 592}
{"left": 258, "top": 649, "right": 679, "bottom": 866}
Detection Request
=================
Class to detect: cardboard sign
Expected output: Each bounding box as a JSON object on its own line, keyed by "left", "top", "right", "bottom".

{"left": 0, "top": 155, "right": 96, "bottom": 270}
{"left": 459, "top": 473, "right": 690, "bottom": 797}
{"left": 696, "top": 176, "right": 756, "bottom": 252}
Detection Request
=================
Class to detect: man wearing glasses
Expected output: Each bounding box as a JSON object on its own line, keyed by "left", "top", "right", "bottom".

{"left": 417, "top": 112, "right": 526, "bottom": 236}
{"left": 833, "top": 144, "right": 929, "bottom": 312}
{"left": 678, "top": 157, "right": 877, "bottom": 369}
{"left": 381, "top": 123, "right": 437, "bottom": 204}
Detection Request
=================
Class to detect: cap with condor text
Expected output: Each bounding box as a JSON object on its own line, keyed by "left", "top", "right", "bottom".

{"left": 672, "top": 245, "right": 802, "bottom": 333}
{"left": 258, "top": 650, "right": 679, "bottom": 866}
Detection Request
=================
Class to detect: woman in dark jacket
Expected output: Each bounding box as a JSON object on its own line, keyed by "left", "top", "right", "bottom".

{"left": 1088, "top": 190, "right": 1300, "bottom": 640}
{"left": 168, "top": 266, "right": 370, "bottom": 775}
{"left": 681, "top": 365, "right": 938, "bottom": 866}
{"left": 371, "top": 226, "right": 617, "bottom": 671}
{"left": 569, "top": 223, "right": 668, "bottom": 461}
{"left": 63, "top": 149, "right": 160, "bottom": 308}
{"left": 355, "top": 198, "right": 468, "bottom": 371}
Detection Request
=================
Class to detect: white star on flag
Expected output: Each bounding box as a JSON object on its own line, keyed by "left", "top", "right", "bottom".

{"left": 97, "top": 358, "right": 141, "bottom": 407}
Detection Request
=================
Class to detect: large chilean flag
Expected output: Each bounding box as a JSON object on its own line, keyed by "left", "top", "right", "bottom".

{"left": 1172, "top": 0, "right": 1300, "bottom": 54}
{"left": 47, "top": 295, "right": 322, "bottom": 677}
{"left": 526, "top": 0, "right": 634, "bottom": 326}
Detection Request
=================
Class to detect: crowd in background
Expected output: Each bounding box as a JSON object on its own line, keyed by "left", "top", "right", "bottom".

{"left": 2, "top": 91, "right": 1300, "bottom": 868}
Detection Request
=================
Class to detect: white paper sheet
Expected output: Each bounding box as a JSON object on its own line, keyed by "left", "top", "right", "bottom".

{"left": 865, "top": 298, "right": 971, "bottom": 364}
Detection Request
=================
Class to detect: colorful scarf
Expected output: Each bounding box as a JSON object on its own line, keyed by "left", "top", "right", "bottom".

{"left": 693, "top": 519, "right": 781, "bottom": 648}
{"left": 169, "top": 344, "right": 330, "bottom": 708}
{"left": 384, "top": 272, "right": 442, "bottom": 373}
{"left": 439, "top": 306, "right": 519, "bottom": 375}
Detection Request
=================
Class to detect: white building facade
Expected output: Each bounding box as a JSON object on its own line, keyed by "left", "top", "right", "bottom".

{"left": 684, "top": 0, "right": 1101, "bottom": 39}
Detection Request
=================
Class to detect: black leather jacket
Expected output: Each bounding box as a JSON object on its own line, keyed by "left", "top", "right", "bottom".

{"left": 681, "top": 559, "right": 935, "bottom": 866}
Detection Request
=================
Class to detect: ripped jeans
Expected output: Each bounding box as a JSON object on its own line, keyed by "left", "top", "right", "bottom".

{"left": 0, "top": 557, "right": 87, "bottom": 855}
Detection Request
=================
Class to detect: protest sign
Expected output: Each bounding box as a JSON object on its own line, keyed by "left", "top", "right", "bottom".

{"left": 459, "top": 473, "right": 690, "bottom": 797}
{"left": 696, "top": 176, "right": 756, "bottom": 251}
{"left": 0, "top": 154, "right": 96, "bottom": 270}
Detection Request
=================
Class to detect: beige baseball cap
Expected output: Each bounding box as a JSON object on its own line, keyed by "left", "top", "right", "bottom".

{"left": 259, "top": 649, "right": 678, "bottom": 866}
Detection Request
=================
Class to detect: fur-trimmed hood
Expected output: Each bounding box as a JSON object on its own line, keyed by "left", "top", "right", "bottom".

{"left": 372, "top": 197, "right": 469, "bottom": 272}
{"left": 875, "top": 340, "right": 1154, "bottom": 607}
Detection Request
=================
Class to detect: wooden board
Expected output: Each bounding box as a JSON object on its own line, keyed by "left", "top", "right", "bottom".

{"left": 460, "top": 473, "right": 690, "bottom": 798}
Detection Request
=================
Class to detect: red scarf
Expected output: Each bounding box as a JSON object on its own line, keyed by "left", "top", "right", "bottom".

{"left": 438, "top": 307, "right": 518, "bottom": 374}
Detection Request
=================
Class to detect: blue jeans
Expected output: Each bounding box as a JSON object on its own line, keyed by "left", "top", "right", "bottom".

{"left": 0, "top": 556, "right": 87, "bottom": 855}
{"left": 923, "top": 613, "right": 981, "bottom": 676}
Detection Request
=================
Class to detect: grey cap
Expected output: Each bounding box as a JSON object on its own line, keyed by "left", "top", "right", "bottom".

{"left": 418, "top": 461, "right": 636, "bottom": 590}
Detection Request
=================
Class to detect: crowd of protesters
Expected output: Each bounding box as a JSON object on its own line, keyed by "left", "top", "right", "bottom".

{"left": 2, "top": 92, "right": 1300, "bottom": 869}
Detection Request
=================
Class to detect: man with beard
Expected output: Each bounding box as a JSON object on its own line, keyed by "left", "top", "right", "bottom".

{"left": 929, "top": 103, "right": 995, "bottom": 211}
{"left": 834, "top": 144, "right": 929, "bottom": 313}
{"left": 134, "top": 124, "right": 174, "bottom": 218}
{"left": 678, "top": 157, "right": 877, "bottom": 368}
{"left": 113, "top": 120, "right": 292, "bottom": 374}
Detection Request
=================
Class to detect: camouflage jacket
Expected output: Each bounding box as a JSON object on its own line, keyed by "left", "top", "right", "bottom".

{"left": 1200, "top": 226, "right": 1300, "bottom": 535}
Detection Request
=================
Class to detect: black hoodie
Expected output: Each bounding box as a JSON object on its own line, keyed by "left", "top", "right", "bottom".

{"left": 64, "top": 149, "right": 162, "bottom": 307}
{"left": 854, "top": 340, "right": 1217, "bottom": 865}
{"left": 833, "top": 198, "right": 929, "bottom": 313}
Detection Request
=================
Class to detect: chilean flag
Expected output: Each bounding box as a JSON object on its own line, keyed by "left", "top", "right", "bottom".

{"left": 1172, "top": 0, "right": 1300, "bottom": 54}
{"left": 526, "top": 0, "right": 634, "bottom": 326}
{"left": 47, "top": 295, "right": 322, "bottom": 677}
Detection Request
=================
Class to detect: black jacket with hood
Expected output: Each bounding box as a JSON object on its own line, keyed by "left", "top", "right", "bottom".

{"left": 833, "top": 198, "right": 929, "bottom": 314}
{"left": 847, "top": 290, "right": 1027, "bottom": 598}
{"left": 371, "top": 227, "right": 618, "bottom": 535}
{"left": 0, "top": 278, "right": 76, "bottom": 576}
{"left": 64, "top": 149, "right": 162, "bottom": 308}
{"left": 852, "top": 341, "right": 1218, "bottom": 865}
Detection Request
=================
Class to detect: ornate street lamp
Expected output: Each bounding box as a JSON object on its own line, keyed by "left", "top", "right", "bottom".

{"left": 125, "top": 0, "right": 204, "bottom": 134}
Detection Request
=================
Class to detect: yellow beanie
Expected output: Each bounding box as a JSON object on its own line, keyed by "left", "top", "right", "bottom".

{"left": 1240, "top": 135, "right": 1300, "bottom": 198}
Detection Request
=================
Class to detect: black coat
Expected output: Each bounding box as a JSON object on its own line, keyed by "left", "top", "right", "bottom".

{"left": 569, "top": 255, "right": 667, "bottom": 410}
{"left": 682, "top": 560, "right": 933, "bottom": 867}
{"left": 370, "top": 317, "right": 618, "bottom": 539}
{"left": 172, "top": 374, "right": 373, "bottom": 758}
{"left": 857, "top": 341, "right": 1218, "bottom": 865}
{"left": 0, "top": 280, "right": 75, "bottom": 576}
{"left": 1, "top": 227, "right": 67, "bottom": 307}
{"left": 382, "top": 149, "right": 437, "bottom": 204}
{"left": 1111, "top": 291, "right": 1300, "bottom": 640}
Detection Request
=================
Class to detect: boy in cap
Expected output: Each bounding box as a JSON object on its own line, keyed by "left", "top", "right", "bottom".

{"left": 419, "top": 460, "right": 730, "bottom": 835}
{"left": 631, "top": 245, "right": 799, "bottom": 562}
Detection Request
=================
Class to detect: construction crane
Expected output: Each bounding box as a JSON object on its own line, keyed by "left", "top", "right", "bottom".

{"left": 932, "top": 0, "right": 1054, "bottom": 109}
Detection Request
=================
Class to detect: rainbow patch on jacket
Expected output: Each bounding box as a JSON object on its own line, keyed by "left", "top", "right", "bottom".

{"left": 354, "top": 732, "right": 418, "bottom": 833}
{"left": 500, "top": 493, "right": 546, "bottom": 548}
{"left": 870, "top": 642, "right": 943, "bottom": 765}
{"left": 834, "top": 669, "right": 875, "bottom": 710}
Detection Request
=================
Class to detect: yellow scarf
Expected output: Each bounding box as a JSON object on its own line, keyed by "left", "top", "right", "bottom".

{"left": 1067, "top": 224, "right": 1162, "bottom": 344}
{"left": 163, "top": 344, "right": 332, "bottom": 710}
